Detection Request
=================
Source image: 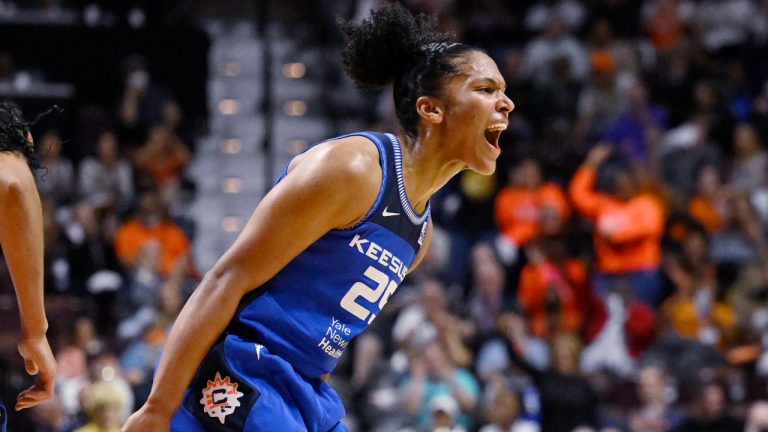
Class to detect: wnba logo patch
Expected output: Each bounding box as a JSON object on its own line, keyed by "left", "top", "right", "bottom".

{"left": 199, "top": 372, "right": 244, "bottom": 424}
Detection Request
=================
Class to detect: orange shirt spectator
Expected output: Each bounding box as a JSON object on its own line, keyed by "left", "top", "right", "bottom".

{"left": 495, "top": 184, "right": 569, "bottom": 247}
{"left": 688, "top": 195, "right": 723, "bottom": 233}
{"left": 643, "top": 0, "right": 691, "bottom": 52}
{"left": 517, "top": 240, "right": 588, "bottom": 339}
{"left": 135, "top": 126, "right": 191, "bottom": 186}
{"left": 495, "top": 158, "right": 570, "bottom": 247}
{"left": 114, "top": 192, "right": 190, "bottom": 276}
{"left": 688, "top": 164, "right": 727, "bottom": 233}
{"left": 114, "top": 220, "right": 190, "bottom": 276}
{"left": 518, "top": 260, "right": 585, "bottom": 339}
{"left": 569, "top": 148, "right": 665, "bottom": 274}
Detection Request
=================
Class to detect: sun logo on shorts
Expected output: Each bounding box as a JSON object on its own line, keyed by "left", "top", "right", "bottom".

{"left": 199, "top": 372, "right": 244, "bottom": 424}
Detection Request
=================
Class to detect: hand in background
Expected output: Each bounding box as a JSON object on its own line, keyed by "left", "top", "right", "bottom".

{"left": 584, "top": 143, "right": 612, "bottom": 169}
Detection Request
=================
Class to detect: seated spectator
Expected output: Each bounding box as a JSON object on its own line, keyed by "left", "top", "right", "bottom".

{"left": 427, "top": 394, "right": 467, "bottom": 432}
{"left": 468, "top": 243, "right": 512, "bottom": 338}
{"left": 114, "top": 190, "right": 191, "bottom": 277}
{"left": 628, "top": 365, "right": 685, "bottom": 432}
{"left": 642, "top": 0, "right": 695, "bottom": 53}
{"left": 688, "top": 163, "right": 729, "bottom": 233}
{"left": 76, "top": 380, "right": 129, "bottom": 432}
{"left": 603, "top": 80, "right": 668, "bottom": 167}
{"left": 77, "top": 131, "right": 134, "bottom": 212}
{"left": 569, "top": 145, "right": 665, "bottom": 306}
{"left": 402, "top": 339, "right": 480, "bottom": 431}
{"left": 674, "top": 381, "right": 743, "bottom": 432}
{"left": 729, "top": 122, "right": 768, "bottom": 192}
{"left": 494, "top": 158, "right": 570, "bottom": 256}
{"left": 573, "top": 53, "right": 629, "bottom": 146}
{"left": 520, "top": 15, "right": 590, "bottom": 87}
{"left": 709, "top": 192, "right": 767, "bottom": 267}
{"left": 36, "top": 130, "right": 74, "bottom": 206}
{"left": 509, "top": 332, "right": 599, "bottom": 432}
{"left": 478, "top": 376, "right": 540, "bottom": 432}
{"left": 661, "top": 253, "right": 736, "bottom": 350}
{"left": 133, "top": 125, "right": 191, "bottom": 193}
{"left": 524, "top": 0, "right": 586, "bottom": 33}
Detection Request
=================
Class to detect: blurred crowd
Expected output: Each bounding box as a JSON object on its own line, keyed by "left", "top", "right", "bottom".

{"left": 329, "top": 1, "right": 768, "bottom": 432}
{"left": 1, "top": 43, "right": 199, "bottom": 430}
{"left": 4, "top": 0, "right": 768, "bottom": 432}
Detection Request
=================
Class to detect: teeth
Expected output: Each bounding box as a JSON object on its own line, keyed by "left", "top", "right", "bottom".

{"left": 486, "top": 123, "right": 507, "bottom": 132}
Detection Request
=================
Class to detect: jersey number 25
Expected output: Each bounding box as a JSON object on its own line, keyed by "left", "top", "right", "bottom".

{"left": 340, "top": 266, "right": 399, "bottom": 324}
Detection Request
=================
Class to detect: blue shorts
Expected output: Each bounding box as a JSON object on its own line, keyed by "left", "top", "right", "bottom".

{"left": 170, "top": 335, "right": 348, "bottom": 432}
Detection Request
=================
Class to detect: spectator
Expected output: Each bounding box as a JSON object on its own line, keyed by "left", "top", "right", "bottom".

{"left": 133, "top": 125, "right": 191, "bottom": 194}
{"left": 602, "top": 79, "right": 668, "bottom": 167}
{"left": 573, "top": 53, "right": 629, "bottom": 146}
{"left": 688, "top": 163, "right": 728, "bottom": 233}
{"left": 520, "top": 15, "right": 590, "bottom": 87}
{"left": 642, "top": 0, "right": 695, "bottom": 54}
{"left": 77, "top": 131, "right": 134, "bottom": 213}
{"left": 36, "top": 130, "right": 74, "bottom": 206}
{"left": 569, "top": 145, "right": 665, "bottom": 306}
{"left": 516, "top": 238, "right": 587, "bottom": 340}
{"left": 524, "top": 0, "right": 586, "bottom": 33}
{"left": 728, "top": 122, "right": 767, "bottom": 192}
{"left": 660, "top": 232, "right": 737, "bottom": 350}
{"left": 468, "top": 243, "right": 510, "bottom": 338}
{"left": 113, "top": 190, "right": 191, "bottom": 277}
{"left": 509, "top": 333, "right": 599, "bottom": 432}
{"left": 403, "top": 339, "right": 480, "bottom": 431}
{"left": 75, "top": 380, "right": 128, "bottom": 432}
{"left": 478, "top": 377, "right": 538, "bottom": 432}
{"left": 118, "top": 55, "right": 173, "bottom": 143}
{"left": 494, "top": 157, "right": 570, "bottom": 257}
{"left": 628, "top": 365, "right": 685, "bottom": 432}
{"left": 674, "top": 381, "right": 743, "bottom": 432}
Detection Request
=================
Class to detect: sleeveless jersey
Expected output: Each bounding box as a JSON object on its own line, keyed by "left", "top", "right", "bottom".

{"left": 228, "top": 132, "right": 430, "bottom": 378}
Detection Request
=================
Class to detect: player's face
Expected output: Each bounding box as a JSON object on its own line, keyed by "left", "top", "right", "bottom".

{"left": 440, "top": 51, "right": 514, "bottom": 175}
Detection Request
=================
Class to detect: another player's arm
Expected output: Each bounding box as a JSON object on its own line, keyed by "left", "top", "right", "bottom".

{"left": 0, "top": 153, "right": 56, "bottom": 409}
{"left": 124, "top": 137, "right": 382, "bottom": 429}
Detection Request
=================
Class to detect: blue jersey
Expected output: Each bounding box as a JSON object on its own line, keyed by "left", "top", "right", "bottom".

{"left": 228, "top": 132, "right": 429, "bottom": 378}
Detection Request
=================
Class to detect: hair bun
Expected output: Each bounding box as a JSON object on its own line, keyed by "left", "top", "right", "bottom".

{"left": 338, "top": 3, "right": 450, "bottom": 89}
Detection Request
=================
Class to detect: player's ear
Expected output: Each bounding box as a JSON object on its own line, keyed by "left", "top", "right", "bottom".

{"left": 416, "top": 96, "right": 443, "bottom": 125}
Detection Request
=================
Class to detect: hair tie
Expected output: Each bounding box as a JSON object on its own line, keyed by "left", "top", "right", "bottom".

{"left": 421, "top": 42, "right": 461, "bottom": 55}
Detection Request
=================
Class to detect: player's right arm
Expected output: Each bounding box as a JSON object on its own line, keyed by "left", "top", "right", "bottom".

{"left": 0, "top": 153, "right": 57, "bottom": 410}
{"left": 122, "top": 136, "right": 382, "bottom": 431}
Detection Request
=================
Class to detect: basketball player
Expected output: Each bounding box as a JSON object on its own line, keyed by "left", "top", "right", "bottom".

{"left": 0, "top": 102, "right": 57, "bottom": 427}
{"left": 123, "top": 4, "right": 513, "bottom": 431}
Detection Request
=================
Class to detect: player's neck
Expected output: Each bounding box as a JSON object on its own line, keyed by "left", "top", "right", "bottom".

{"left": 398, "top": 132, "right": 464, "bottom": 214}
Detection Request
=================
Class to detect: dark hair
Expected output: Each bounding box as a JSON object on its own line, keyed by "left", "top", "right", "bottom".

{"left": 339, "top": 3, "right": 475, "bottom": 137}
{"left": 0, "top": 101, "right": 40, "bottom": 171}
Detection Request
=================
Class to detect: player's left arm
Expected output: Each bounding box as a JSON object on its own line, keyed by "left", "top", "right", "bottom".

{"left": 407, "top": 219, "right": 433, "bottom": 274}
{"left": 0, "top": 153, "right": 56, "bottom": 410}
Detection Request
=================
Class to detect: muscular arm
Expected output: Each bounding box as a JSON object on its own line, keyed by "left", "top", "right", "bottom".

{"left": 0, "top": 154, "right": 46, "bottom": 337}
{"left": 0, "top": 153, "right": 56, "bottom": 410}
{"left": 137, "top": 137, "right": 383, "bottom": 420}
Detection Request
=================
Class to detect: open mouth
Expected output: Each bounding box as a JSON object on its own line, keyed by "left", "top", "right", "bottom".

{"left": 484, "top": 123, "right": 507, "bottom": 151}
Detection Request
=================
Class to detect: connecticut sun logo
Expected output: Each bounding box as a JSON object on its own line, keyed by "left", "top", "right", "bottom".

{"left": 199, "top": 372, "right": 244, "bottom": 424}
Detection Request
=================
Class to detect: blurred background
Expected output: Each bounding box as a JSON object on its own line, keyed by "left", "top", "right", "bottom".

{"left": 3, "top": 0, "right": 768, "bottom": 431}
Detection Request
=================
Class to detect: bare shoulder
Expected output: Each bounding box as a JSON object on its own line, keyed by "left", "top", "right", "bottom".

{"left": 288, "top": 135, "right": 383, "bottom": 199}
{"left": 0, "top": 152, "right": 35, "bottom": 193}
